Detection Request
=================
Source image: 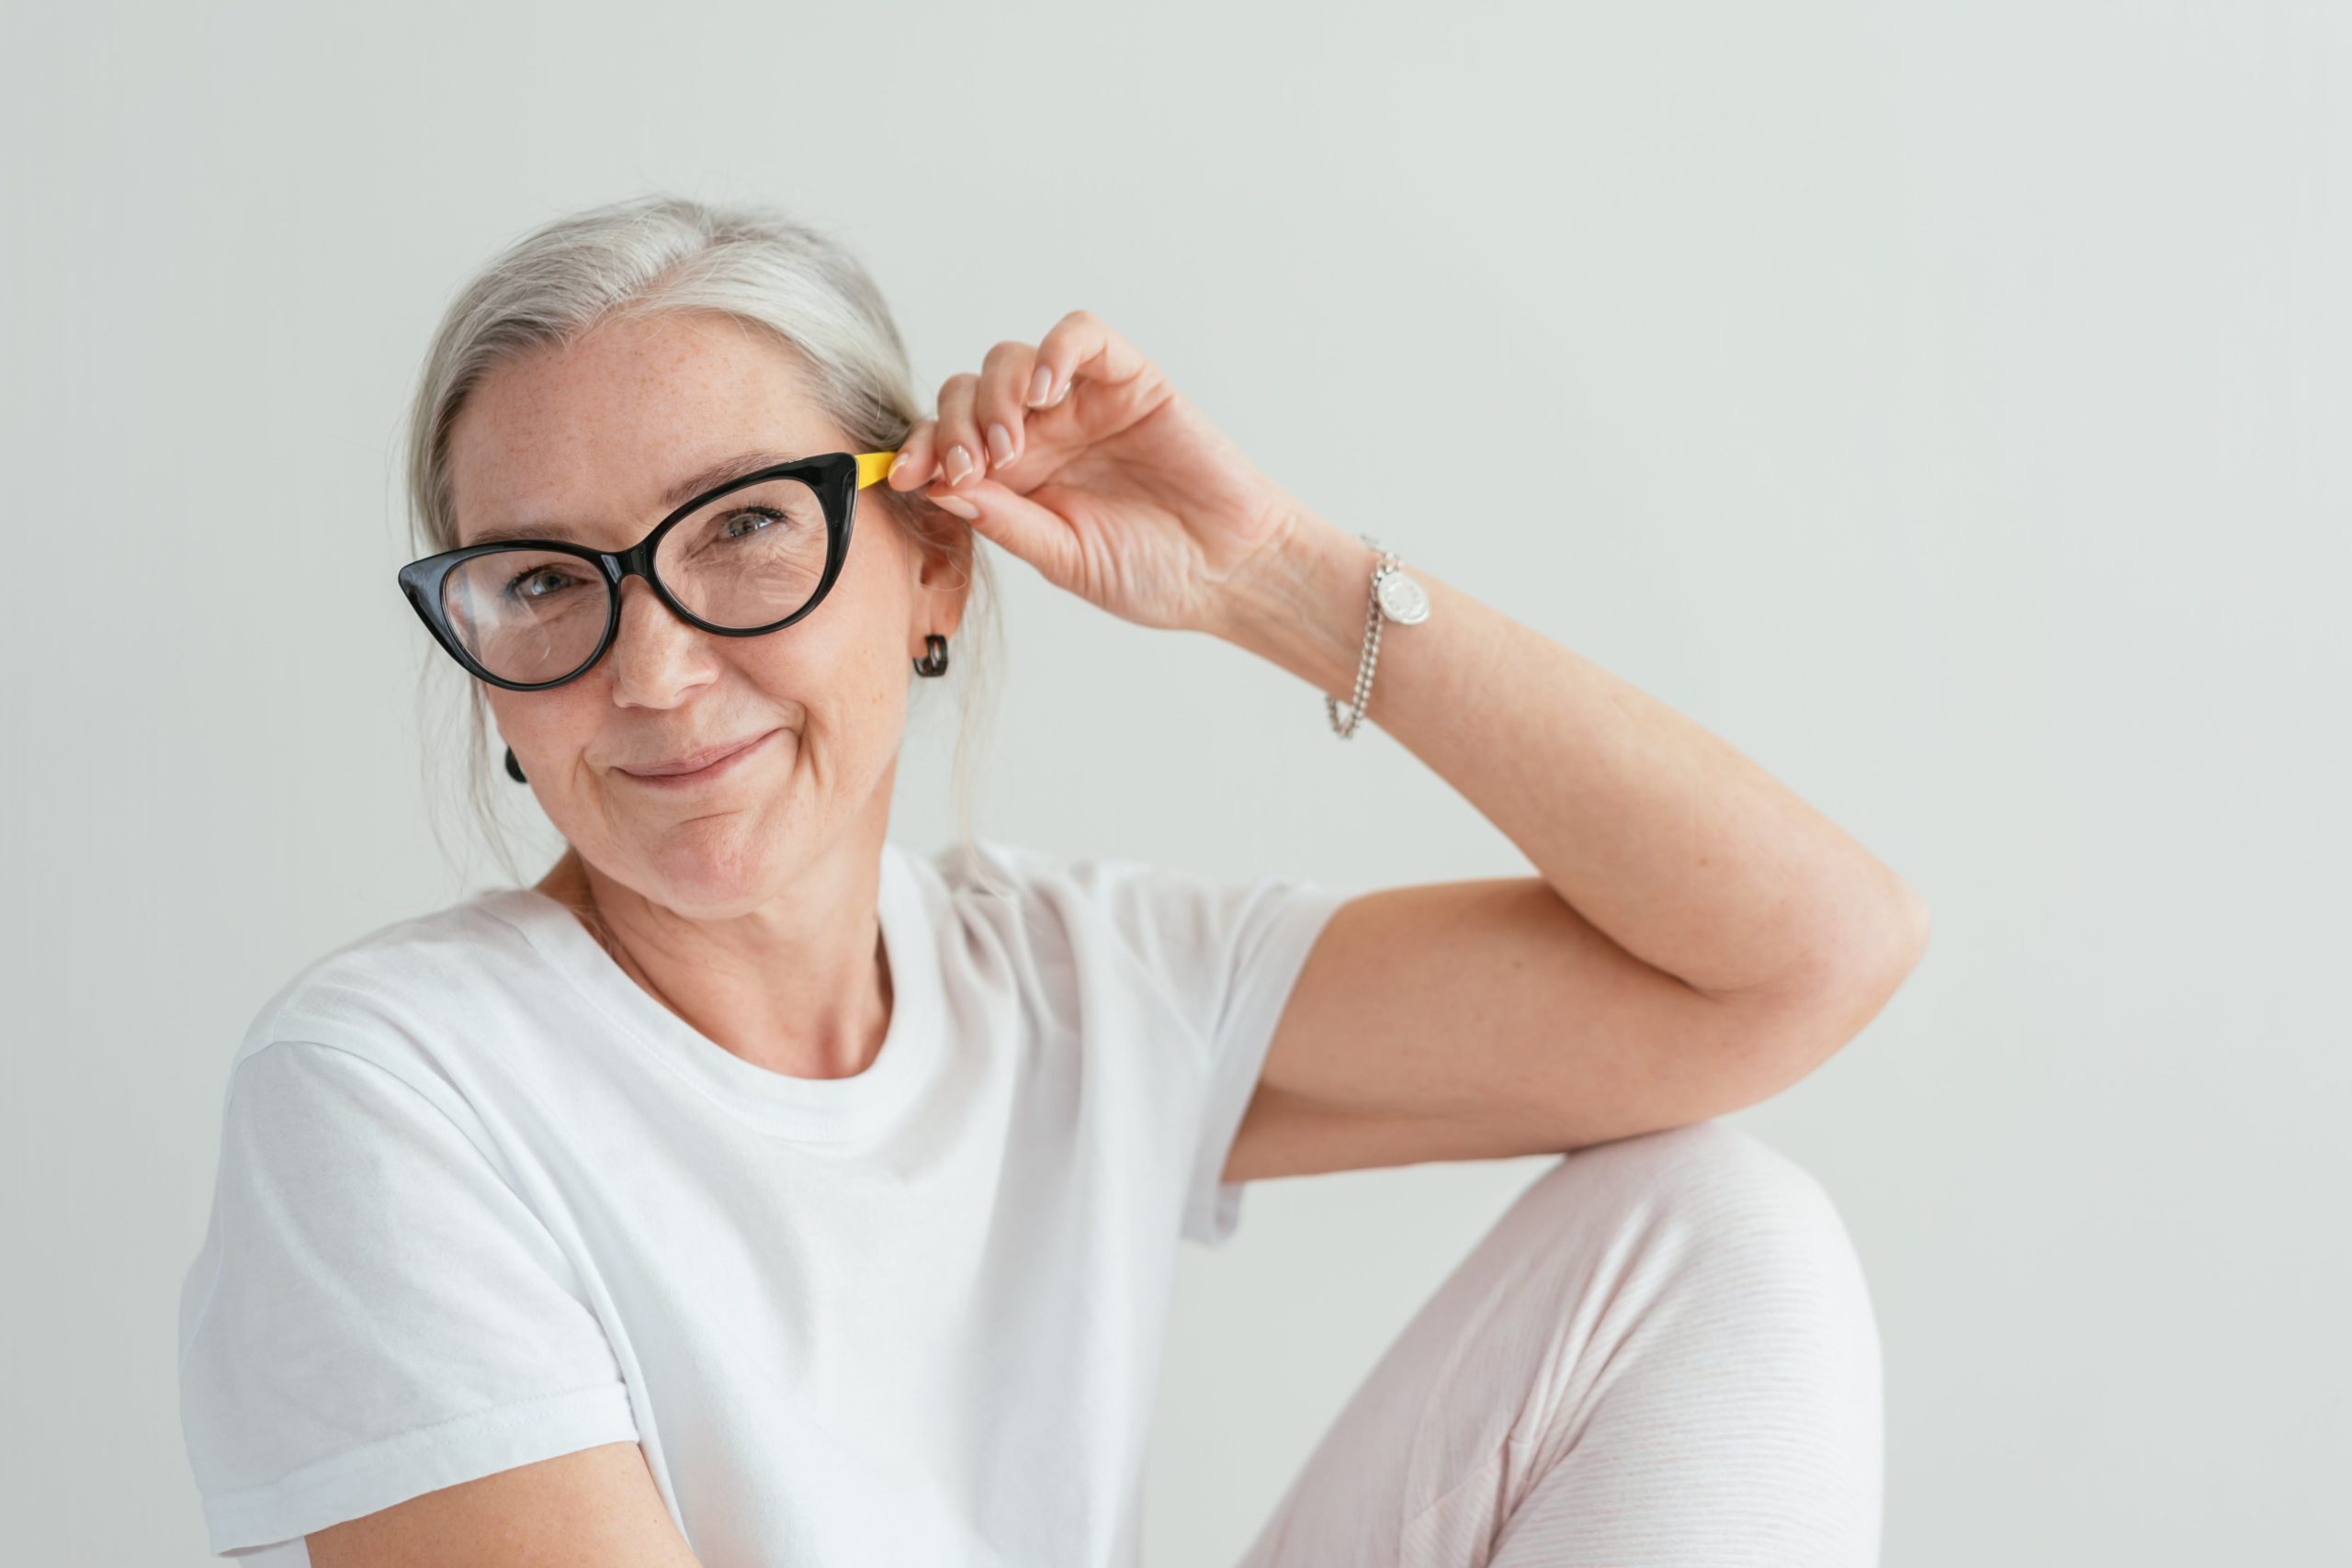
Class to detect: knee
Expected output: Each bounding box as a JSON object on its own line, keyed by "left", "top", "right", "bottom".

{"left": 1527, "top": 1119, "right": 1877, "bottom": 1325}
{"left": 1501, "top": 1123, "right": 1885, "bottom": 1557}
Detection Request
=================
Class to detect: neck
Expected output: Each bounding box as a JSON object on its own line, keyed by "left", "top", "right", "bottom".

{"left": 531, "top": 843, "right": 894, "bottom": 1080}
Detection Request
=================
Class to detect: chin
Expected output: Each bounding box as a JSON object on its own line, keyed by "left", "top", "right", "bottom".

{"left": 591, "top": 809, "right": 789, "bottom": 916}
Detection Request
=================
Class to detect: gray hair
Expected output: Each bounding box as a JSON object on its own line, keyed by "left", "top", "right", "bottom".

{"left": 401, "top": 193, "right": 1005, "bottom": 897}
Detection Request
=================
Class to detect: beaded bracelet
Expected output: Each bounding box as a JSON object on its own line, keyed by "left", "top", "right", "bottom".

{"left": 1325, "top": 533, "right": 1430, "bottom": 739}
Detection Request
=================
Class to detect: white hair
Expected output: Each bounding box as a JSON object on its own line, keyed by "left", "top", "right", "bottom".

{"left": 400, "top": 192, "right": 1003, "bottom": 894}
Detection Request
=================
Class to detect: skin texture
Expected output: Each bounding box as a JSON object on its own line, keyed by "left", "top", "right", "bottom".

{"left": 315, "top": 308, "right": 1928, "bottom": 1564}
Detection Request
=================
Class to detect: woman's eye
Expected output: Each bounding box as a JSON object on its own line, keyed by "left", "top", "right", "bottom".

{"left": 505, "top": 565, "right": 581, "bottom": 601}
{"left": 721, "top": 507, "right": 784, "bottom": 539}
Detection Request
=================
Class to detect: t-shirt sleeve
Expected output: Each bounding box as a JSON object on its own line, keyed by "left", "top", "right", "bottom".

{"left": 1172, "top": 869, "right": 1348, "bottom": 1248}
{"left": 1009, "top": 843, "right": 1349, "bottom": 1251}
{"left": 176, "top": 1039, "right": 639, "bottom": 1560}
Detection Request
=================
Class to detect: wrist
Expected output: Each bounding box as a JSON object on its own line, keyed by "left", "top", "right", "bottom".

{"left": 1205, "top": 505, "right": 1377, "bottom": 697}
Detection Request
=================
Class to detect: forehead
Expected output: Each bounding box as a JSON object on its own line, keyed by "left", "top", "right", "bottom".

{"left": 447, "top": 311, "right": 837, "bottom": 547}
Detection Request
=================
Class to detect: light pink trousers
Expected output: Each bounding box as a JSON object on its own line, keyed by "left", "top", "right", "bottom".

{"left": 1231, "top": 1120, "right": 1884, "bottom": 1568}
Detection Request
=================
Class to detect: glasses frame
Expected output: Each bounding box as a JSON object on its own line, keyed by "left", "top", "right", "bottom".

{"left": 396, "top": 449, "right": 903, "bottom": 693}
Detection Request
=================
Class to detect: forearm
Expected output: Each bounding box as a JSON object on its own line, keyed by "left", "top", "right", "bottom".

{"left": 1208, "top": 505, "right": 1928, "bottom": 1001}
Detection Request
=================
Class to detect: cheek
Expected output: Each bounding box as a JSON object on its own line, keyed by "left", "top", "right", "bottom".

{"left": 490, "top": 693, "right": 598, "bottom": 750}
{"left": 757, "top": 577, "right": 910, "bottom": 719}
{"left": 489, "top": 689, "right": 628, "bottom": 793}
{"left": 778, "top": 634, "right": 905, "bottom": 725}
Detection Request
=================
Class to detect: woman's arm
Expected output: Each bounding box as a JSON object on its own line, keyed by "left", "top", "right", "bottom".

{"left": 900, "top": 309, "right": 1928, "bottom": 1165}
{"left": 307, "top": 1442, "right": 701, "bottom": 1568}
{"left": 1199, "top": 503, "right": 1930, "bottom": 1170}
{"left": 1212, "top": 505, "right": 1929, "bottom": 1009}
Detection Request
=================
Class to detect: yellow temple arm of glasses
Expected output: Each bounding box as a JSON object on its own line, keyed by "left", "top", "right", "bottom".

{"left": 856, "top": 450, "right": 904, "bottom": 490}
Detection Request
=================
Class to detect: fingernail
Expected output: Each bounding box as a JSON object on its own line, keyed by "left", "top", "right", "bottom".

{"left": 1049, "top": 377, "right": 1071, "bottom": 407}
{"left": 1026, "top": 366, "right": 1054, "bottom": 406}
{"left": 945, "top": 444, "right": 974, "bottom": 484}
{"left": 986, "top": 422, "right": 1016, "bottom": 466}
{"left": 934, "top": 492, "right": 978, "bottom": 519}
{"left": 892, "top": 448, "right": 919, "bottom": 485}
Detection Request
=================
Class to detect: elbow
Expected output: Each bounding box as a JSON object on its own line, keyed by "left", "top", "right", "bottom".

{"left": 1752, "top": 875, "right": 1931, "bottom": 1073}
{"left": 1825, "top": 874, "right": 1931, "bottom": 1040}
{"left": 1882, "top": 874, "right": 1933, "bottom": 982}
{"left": 1869, "top": 873, "right": 1932, "bottom": 980}
{"left": 1813, "top": 867, "right": 1931, "bottom": 999}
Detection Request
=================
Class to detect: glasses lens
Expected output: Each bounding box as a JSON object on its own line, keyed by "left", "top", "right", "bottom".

{"left": 655, "top": 475, "right": 831, "bottom": 630}
{"left": 441, "top": 547, "right": 609, "bottom": 685}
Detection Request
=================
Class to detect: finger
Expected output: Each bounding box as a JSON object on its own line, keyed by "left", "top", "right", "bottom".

{"left": 1027, "top": 309, "right": 1149, "bottom": 412}
{"left": 933, "top": 370, "right": 984, "bottom": 489}
{"left": 888, "top": 417, "right": 937, "bottom": 491}
{"left": 976, "top": 339, "right": 1038, "bottom": 474}
{"left": 929, "top": 478, "right": 1076, "bottom": 585}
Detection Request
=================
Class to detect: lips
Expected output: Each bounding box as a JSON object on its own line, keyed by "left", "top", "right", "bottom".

{"left": 618, "top": 731, "right": 776, "bottom": 777}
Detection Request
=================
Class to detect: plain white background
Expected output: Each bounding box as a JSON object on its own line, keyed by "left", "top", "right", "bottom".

{"left": 5, "top": 2, "right": 2344, "bottom": 1562}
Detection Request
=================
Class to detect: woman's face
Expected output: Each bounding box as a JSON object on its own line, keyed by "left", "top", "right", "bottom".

{"left": 445, "top": 310, "right": 959, "bottom": 916}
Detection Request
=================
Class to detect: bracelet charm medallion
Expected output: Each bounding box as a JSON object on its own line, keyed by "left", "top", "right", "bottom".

{"left": 1375, "top": 565, "right": 1430, "bottom": 624}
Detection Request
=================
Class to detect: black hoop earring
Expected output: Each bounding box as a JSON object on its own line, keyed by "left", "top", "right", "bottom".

{"left": 912, "top": 634, "right": 950, "bottom": 678}
{"left": 504, "top": 745, "right": 527, "bottom": 784}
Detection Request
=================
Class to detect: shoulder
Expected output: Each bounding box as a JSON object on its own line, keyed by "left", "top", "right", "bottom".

{"left": 901, "top": 834, "right": 1178, "bottom": 963}
{"left": 219, "top": 891, "right": 539, "bottom": 1112}
{"left": 896, "top": 836, "right": 1342, "bottom": 1034}
{"left": 913, "top": 833, "right": 1237, "bottom": 913}
{"left": 922, "top": 835, "right": 1317, "bottom": 948}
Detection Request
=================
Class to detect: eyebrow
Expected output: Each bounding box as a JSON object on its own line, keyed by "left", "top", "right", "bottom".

{"left": 460, "top": 449, "right": 810, "bottom": 547}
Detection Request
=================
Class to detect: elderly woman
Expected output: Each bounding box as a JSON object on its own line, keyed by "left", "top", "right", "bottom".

{"left": 177, "top": 196, "right": 1927, "bottom": 1568}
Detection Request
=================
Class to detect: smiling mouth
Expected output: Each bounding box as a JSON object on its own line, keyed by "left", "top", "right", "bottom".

{"left": 617, "top": 729, "right": 782, "bottom": 781}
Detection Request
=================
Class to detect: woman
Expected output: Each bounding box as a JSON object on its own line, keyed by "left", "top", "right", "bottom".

{"left": 177, "top": 195, "right": 1928, "bottom": 1567}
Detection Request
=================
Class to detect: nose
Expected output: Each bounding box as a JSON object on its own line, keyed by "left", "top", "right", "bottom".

{"left": 602, "top": 573, "right": 720, "bottom": 708}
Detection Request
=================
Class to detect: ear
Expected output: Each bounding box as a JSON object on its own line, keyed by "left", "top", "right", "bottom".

{"left": 906, "top": 509, "right": 975, "bottom": 641}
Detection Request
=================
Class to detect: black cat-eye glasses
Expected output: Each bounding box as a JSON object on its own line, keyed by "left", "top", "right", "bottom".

{"left": 396, "top": 450, "right": 903, "bottom": 692}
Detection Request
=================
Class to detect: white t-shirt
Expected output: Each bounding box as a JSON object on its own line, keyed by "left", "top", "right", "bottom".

{"left": 175, "top": 836, "right": 1347, "bottom": 1566}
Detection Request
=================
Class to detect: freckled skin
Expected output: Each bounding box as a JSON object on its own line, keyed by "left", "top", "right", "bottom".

{"left": 445, "top": 310, "right": 966, "bottom": 1076}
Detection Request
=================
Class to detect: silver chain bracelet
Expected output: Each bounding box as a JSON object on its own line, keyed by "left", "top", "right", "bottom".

{"left": 1326, "top": 533, "right": 1430, "bottom": 739}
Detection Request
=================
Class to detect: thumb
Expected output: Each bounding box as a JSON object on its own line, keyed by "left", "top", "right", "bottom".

{"left": 931, "top": 479, "right": 1078, "bottom": 585}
